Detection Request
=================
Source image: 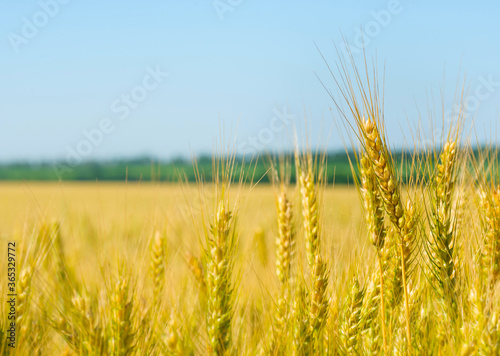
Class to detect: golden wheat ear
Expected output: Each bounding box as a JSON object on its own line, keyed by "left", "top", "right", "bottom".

{"left": 16, "top": 266, "right": 33, "bottom": 330}
{"left": 185, "top": 251, "right": 207, "bottom": 294}
{"left": 260, "top": 157, "right": 296, "bottom": 355}
{"left": 298, "top": 154, "right": 321, "bottom": 270}
{"left": 253, "top": 227, "right": 269, "bottom": 268}
{"left": 150, "top": 230, "right": 167, "bottom": 305}
{"left": 295, "top": 146, "right": 331, "bottom": 353}
{"left": 359, "top": 116, "right": 417, "bottom": 350}
{"left": 478, "top": 186, "right": 500, "bottom": 288}
{"left": 110, "top": 273, "right": 136, "bottom": 356}
{"left": 275, "top": 185, "right": 295, "bottom": 286}
{"left": 358, "top": 151, "right": 388, "bottom": 351}
{"left": 204, "top": 200, "right": 235, "bottom": 355}
{"left": 291, "top": 279, "right": 309, "bottom": 355}
{"left": 341, "top": 277, "right": 364, "bottom": 354}
{"left": 326, "top": 50, "right": 417, "bottom": 349}
{"left": 308, "top": 255, "right": 329, "bottom": 348}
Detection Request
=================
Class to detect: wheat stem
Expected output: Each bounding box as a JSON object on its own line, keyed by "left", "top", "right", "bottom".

{"left": 377, "top": 253, "right": 388, "bottom": 353}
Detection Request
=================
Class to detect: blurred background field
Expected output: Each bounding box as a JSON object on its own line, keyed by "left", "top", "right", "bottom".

{"left": 0, "top": 181, "right": 367, "bottom": 298}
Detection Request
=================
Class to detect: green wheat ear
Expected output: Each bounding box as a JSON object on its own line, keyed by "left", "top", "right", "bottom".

{"left": 150, "top": 230, "right": 166, "bottom": 304}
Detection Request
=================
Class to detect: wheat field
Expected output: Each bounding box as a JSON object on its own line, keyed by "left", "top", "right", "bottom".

{"left": 2, "top": 60, "right": 500, "bottom": 355}
{"left": 0, "top": 182, "right": 369, "bottom": 355}
{"left": 0, "top": 144, "right": 499, "bottom": 355}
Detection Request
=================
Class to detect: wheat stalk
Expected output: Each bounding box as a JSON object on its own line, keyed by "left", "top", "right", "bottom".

{"left": 205, "top": 201, "right": 235, "bottom": 355}
{"left": 307, "top": 255, "right": 329, "bottom": 352}
{"left": 296, "top": 152, "right": 331, "bottom": 352}
{"left": 263, "top": 183, "right": 295, "bottom": 355}
{"left": 342, "top": 277, "right": 364, "bottom": 354}
{"left": 110, "top": 275, "right": 135, "bottom": 356}
{"left": 425, "top": 141, "right": 461, "bottom": 327}
{"left": 16, "top": 266, "right": 33, "bottom": 331}
{"left": 254, "top": 228, "right": 269, "bottom": 268}
{"left": 150, "top": 230, "right": 166, "bottom": 304}
{"left": 276, "top": 186, "right": 295, "bottom": 285}
{"left": 185, "top": 251, "right": 207, "bottom": 294}
{"left": 479, "top": 187, "right": 500, "bottom": 286}
{"left": 362, "top": 117, "right": 416, "bottom": 350}
{"left": 164, "top": 310, "right": 185, "bottom": 355}
{"left": 360, "top": 152, "right": 388, "bottom": 351}
{"left": 383, "top": 229, "right": 404, "bottom": 311}
{"left": 72, "top": 293, "right": 103, "bottom": 355}
{"left": 291, "top": 283, "right": 308, "bottom": 356}
{"left": 359, "top": 274, "right": 384, "bottom": 353}
{"left": 299, "top": 155, "right": 320, "bottom": 269}
{"left": 261, "top": 291, "right": 289, "bottom": 355}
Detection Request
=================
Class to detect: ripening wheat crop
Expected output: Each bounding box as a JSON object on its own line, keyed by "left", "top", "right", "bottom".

{"left": 1, "top": 58, "right": 500, "bottom": 355}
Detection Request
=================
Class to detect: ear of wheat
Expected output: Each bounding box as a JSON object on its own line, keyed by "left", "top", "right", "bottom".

{"left": 276, "top": 186, "right": 295, "bottom": 286}
{"left": 361, "top": 117, "right": 416, "bottom": 349}
{"left": 205, "top": 201, "right": 235, "bottom": 355}
{"left": 307, "top": 255, "right": 329, "bottom": 351}
{"left": 341, "top": 277, "right": 364, "bottom": 354}
{"left": 425, "top": 140, "right": 461, "bottom": 327}
{"left": 186, "top": 251, "right": 207, "bottom": 294}
{"left": 479, "top": 187, "right": 500, "bottom": 287}
{"left": 150, "top": 230, "right": 166, "bottom": 305}
{"left": 110, "top": 275, "right": 136, "bottom": 356}
{"left": 299, "top": 157, "right": 321, "bottom": 270}
{"left": 360, "top": 152, "right": 388, "bottom": 351}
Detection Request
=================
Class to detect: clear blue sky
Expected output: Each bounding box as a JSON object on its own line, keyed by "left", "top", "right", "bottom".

{"left": 1, "top": 0, "right": 499, "bottom": 163}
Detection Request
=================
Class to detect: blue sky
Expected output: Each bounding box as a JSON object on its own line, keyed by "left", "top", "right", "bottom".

{"left": 1, "top": 0, "right": 499, "bottom": 162}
